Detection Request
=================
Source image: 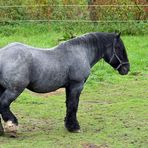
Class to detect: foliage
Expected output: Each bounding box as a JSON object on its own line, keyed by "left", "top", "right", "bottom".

{"left": 0, "top": 0, "right": 147, "bottom": 35}
{"left": 0, "top": 0, "right": 147, "bottom": 22}
{"left": 88, "top": 0, "right": 148, "bottom": 21}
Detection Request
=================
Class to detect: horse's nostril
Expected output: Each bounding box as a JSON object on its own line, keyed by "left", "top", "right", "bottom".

{"left": 118, "top": 66, "right": 129, "bottom": 75}
{"left": 124, "top": 67, "right": 128, "bottom": 71}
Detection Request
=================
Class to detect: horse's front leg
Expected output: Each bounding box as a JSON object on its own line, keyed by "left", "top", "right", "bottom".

{"left": 65, "top": 81, "right": 84, "bottom": 132}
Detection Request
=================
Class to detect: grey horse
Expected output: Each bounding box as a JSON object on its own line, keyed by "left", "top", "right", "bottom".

{"left": 0, "top": 32, "right": 130, "bottom": 137}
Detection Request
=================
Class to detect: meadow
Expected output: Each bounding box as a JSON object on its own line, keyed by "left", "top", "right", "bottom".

{"left": 0, "top": 23, "right": 148, "bottom": 148}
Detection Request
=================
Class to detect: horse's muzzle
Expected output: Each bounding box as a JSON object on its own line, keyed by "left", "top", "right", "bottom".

{"left": 118, "top": 65, "right": 130, "bottom": 75}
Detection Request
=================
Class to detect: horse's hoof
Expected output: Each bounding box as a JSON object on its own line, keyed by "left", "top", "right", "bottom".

{"left": 4, "top": 121, "right": 18, "bottom": 138}
{"left": 5, "top": 131, "right": 17, "bottom": 138}
{"left": 72, "top": 129, "right": 81, "bottom": 133}
{"left": 67, "top": 128, "right": 81, "bottom": 133}
{"left": 8, "top": 132, "right": 17, "bottom": 138}
{"left": 0, "top": 130, "right": 4, "bottom": 136}
{"left": 0, "top": 127, "right": 4, "bottom": 136}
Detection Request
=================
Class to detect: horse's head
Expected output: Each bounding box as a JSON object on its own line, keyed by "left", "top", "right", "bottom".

{"left": 103, "top": 33, "right": 130, "bottom": 75}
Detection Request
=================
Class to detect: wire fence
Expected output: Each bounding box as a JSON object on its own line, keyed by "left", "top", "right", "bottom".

{"left": 0, "top": 4, "right": 147, "bottom": 35}
{"left": 0, "top": 4, "right": 148, "bottom": 7}
{"left": 0, "top": 19, "right": 147, "bottom": 23}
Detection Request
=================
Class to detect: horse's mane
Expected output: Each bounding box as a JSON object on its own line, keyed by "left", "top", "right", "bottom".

{"left": 59, "top": 32, "right": 116, "bottom": 49}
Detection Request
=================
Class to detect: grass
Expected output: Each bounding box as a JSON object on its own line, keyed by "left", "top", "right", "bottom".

{"left": 0, "top": 23, "right": 148, "bottom": 148}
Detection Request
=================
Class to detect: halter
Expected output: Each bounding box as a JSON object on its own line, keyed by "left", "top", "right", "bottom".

{"left": 109, "top": 40, "right": 129, "bottom": 70}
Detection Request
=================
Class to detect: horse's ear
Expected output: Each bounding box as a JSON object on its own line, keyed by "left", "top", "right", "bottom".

{"left": 114, "top": 32, "right": 121, "bottom": 46}
{"left": 116, "top": 32, "right": 121, "bottom": 40}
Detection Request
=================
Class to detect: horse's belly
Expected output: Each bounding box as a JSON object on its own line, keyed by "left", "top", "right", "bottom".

{"left": 27, "top": 78, "right": 67, "bottom": 93}
{"left": 27, "top": 85, "right": 63, "bottom": 93}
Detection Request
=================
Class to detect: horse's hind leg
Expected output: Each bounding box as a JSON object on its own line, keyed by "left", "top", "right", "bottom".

{"left": 0, "top": 88, "right": 24, "bottom": 137}
{"left": 0, "top": 117, "right": 4, "bottom": 135}
{"left": 65, "top": 81, "right": 84, "bottom": 132}
{"left": 0, "top": 85, "right": 5, "bottom": 135}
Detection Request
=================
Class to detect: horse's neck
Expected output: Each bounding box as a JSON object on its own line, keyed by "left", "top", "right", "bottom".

{"left": 85, "top": 38, "right": 106, "bottom": 68}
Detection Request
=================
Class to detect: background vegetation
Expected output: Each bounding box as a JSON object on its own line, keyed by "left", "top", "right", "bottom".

{"left": 0, "top": 0, "right": 147, "bottom": 21}
{"left": 0, "top": 0, "right": 148, "bottom": 35}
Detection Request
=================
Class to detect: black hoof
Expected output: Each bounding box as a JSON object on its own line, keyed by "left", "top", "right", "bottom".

{"left": 65, "top": 119, "right": 80, "bottom": 133}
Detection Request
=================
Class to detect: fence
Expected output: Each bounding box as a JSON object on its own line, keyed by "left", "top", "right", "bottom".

{"left": 0, "top": 4, "right": 148, "bottom": 35}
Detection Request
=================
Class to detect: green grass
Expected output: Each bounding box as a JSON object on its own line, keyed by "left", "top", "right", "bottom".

{"left": 0, "top": 24, "right": 148, "bottom": 148}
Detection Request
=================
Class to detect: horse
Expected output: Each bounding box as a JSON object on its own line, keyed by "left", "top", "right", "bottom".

{"left": 0, "top": 32, "right": 130, "bottom": 137}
